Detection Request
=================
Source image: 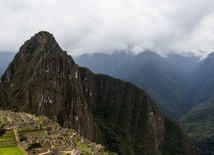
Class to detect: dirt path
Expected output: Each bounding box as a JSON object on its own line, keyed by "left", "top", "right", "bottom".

{"left": 18, "top": 145, "right": 28, "bottom": 155}
{"left": 6, "top": 116, "right": 12, "bottom": 124}
{"left": 62, "top": 149, "right": 80, "bottom": 155}
{"left": 37, "top": 149, "right": 51, "bottom": 155}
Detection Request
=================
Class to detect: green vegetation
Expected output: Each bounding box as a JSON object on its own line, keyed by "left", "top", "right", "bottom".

{"left": 125, "top": 61, "right": 190, "bottom": 119}
{"left": 88, "top": 74, "right": 150, "bottom": 154}
{"left": 180, "top": 102, "right": 214, "bottom": 154}
{"left": 18, "top": 125, "right": 47, "bottom": 142}
{"left": 0, "top": 129, "right": 16, "bottom": 145}
{"left": 0, "top": 86, "right": 17, "bottom": 110}
{"left": 0, "top": 147, "right": 24, "bottom": 155}
{"left": 0, "top": 129, "right": 24, "bottom": 155}
{"left": 18, "top": 125, "right": 43, "bottom": 132}
{"left": 76, "top": 138, "right": 116, "bottom": 155}
{"left": 76, "top": 138, "right": 93, "bottom": 153}
{"left": 163, "top": 117, "right": 196, "bottom": 155}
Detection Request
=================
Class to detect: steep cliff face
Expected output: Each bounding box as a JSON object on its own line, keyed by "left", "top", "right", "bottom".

{"left": 0, "top": 86, "right": 15, "bottom": 109}
{"left": 74, "top": 51, "right": 193, "bottom": 119}
{"left": 80, "top": 67, "right": 165, "bottom": 154}
{"left": 0, "top": 31, "right": 196, "bottom": 154}
{"left": 0, "top": 31, "right": 97, "bottom": 141}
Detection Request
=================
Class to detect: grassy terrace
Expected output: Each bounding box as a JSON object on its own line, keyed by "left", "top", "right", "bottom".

{"left": 0, "top": 111, "right": 112, "bottom": 154}
{"left": 0, "top": 129, "right": 24, "bottom": 155}
{"left": 0, "top": 129, "right": 16, "bottom": 146}
{"left": 0, "top": 147, "right": 24, "bottom": 155}
{"left": 18, "top": 125, "right": 48, "bottom": 146}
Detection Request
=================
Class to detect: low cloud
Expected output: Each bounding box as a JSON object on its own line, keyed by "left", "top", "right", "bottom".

{"left": 1, "top": 0, "right": 214, "bottom": 57}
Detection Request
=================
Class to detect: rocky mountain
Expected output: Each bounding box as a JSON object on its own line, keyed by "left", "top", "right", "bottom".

{"left": 1, "top": 32, "right": 97, "bottom": 142}
{"left": 75, "top": 51, "right": 197, "bottom": 119}
{"left": 0, "top": 52, "right": 16, "bottom": 77}
{"left": 0, "top": 31, "right": 196, "bottom": 154}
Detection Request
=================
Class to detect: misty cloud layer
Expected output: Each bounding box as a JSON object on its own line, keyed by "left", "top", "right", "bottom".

{"left": 1, "top": 0, "right": 214, "bottom": 56}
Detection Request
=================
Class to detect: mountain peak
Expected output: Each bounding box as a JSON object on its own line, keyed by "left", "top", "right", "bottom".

{"left": 32, "top": 31, "right": 56, "bottom": 44}
{"left": 36, "top": 30, "right": 53, "bottom": 36}
{"left": 18, "top": 31, "right": 62, "bottom": 58}
{"left": 32, "top": 31, "right": 54, "bottom": 40}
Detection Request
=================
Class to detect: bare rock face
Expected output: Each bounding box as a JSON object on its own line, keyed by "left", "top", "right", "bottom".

{"left": 0, "top": 31, "right": 197, "bottom": 154}
{"left": 1, "top": 31, "right": 97, "bottom": 141}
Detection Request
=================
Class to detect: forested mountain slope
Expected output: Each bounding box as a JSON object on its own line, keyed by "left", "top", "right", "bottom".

{"left": 75, "top": 52, "right": 198, "bottom": 119}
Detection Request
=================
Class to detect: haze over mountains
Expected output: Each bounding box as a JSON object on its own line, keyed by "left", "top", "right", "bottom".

{"left": 74, "top": 51, "right": 201, "bottom": 119}
{"left": 0, "top": 31, "right": 197, "bottom": 154}
{"left": 0, "top": 52, "right": 15, "bottom": 77}
{"left": 180, "top": 52, "right": 214, "bottom": 154}
{"left": 74, "top": 50, "right": 214, "bottom": 154}
{"left": 1, "top": 50, "right": 203, "bottom": 118}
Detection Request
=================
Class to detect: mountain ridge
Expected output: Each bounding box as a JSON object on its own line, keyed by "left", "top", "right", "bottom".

{"left": 75, "top": 51, "right": 195, "bottom": 119}
{"left": 0, "top": 31, "right": 197, "bottom": 154}
{"left": 1, "top": 31, "right": 98, "bottom": 141}
{"left": 75, "top": 50, "right": 214, "bottom": 154}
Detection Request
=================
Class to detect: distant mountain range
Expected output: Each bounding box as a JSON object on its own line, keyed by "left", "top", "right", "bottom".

{"left": 74, "top": 51, "right": 201, "bottom": 119}
{"left": 179, "top": 52, "right": 214, "bottom": 154}
{"left": 0, "top": 52, "right": 15, "bottom": 77}
{"left": 75, "top": 50, "right": 214, "bottom": 154}
{"left": 0, "top": 31, "right": 196, "bottom": 154}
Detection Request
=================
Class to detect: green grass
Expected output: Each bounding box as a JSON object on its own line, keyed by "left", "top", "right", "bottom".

{"left": 0, "top": 129, "right": 24, "bottom": 154}
{"left": 0, "top": 143, "right": 17, "bottom": 147}
{"left": 0, "top": 129, "right": 15, "bottom": 141}
{"left": 20, "top": 130, "right": 46, "bottom": 136}
{"left": 76, "top": 139, "right": 94, "bottom": 154}
{"left": 4, "top": 130, "right": 14, "bottom": 135}
{"left": 51, "top": 133, "right": 60, "bottom": 138}
{"left": 18, "top": 126, "right": 41, "bottom": 132}
{"left": 0, "top": 146, "right": 24, "bottom": 155}
{"left": 19, "top": 126, "right": 47, "bottom": 139}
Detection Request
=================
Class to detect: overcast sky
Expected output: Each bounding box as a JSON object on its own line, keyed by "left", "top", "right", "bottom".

{"left": 1, "top": 0, "right": 214, "bottom": 56}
